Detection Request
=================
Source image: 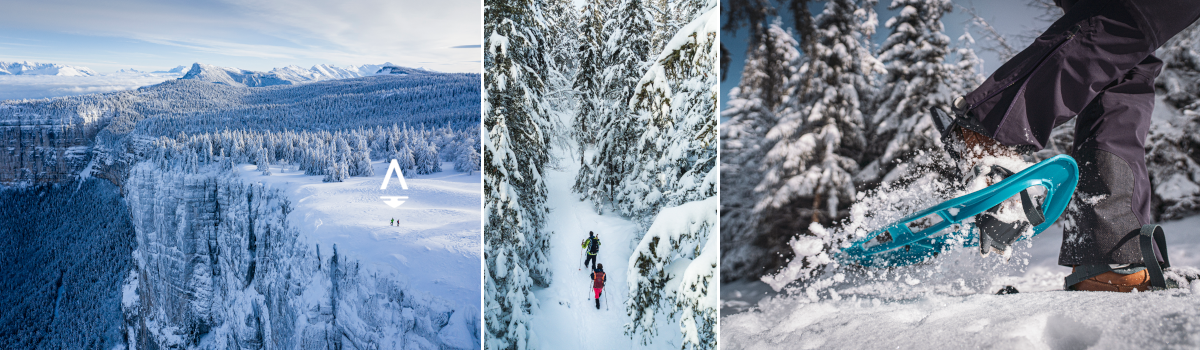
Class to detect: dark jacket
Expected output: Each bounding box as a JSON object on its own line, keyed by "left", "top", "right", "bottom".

{"left": 583, "top": 237, "right": 600, "bottom": 255}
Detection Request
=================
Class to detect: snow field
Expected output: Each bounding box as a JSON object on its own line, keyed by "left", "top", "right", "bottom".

{"left": 237, "top": 160, "right": 481, "bottom": 315}
{"left": 724, "top": 215, "right": 1200, "bottom": 349}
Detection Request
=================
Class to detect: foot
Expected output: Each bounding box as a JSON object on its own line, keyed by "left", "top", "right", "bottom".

{"left": 1069, "top": 268, "right": 1151, "bottom": 292}
{"left": 595, "top": 298, "right": 600, "bottom": 309}
{"left": 939, "top": 99, "right": 1034, "bottom": 256}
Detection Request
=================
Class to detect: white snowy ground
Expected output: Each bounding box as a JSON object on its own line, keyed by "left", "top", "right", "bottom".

{"left": 236, "top": 160, "right": 481, "bottom": 314}
{"left": 527, "top": 153, "right": 684, "bottom": 349}
{"left": 723, "top": 217, "right": 1200, "bottom": 349}
{"left": 0, "top": 72, "right": 182, "bottom": 101}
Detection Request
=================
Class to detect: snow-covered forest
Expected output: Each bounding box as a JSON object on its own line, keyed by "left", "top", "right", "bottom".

{"left": 0, "top": 71, "right": 482, "bottom": 348}
{"left": 483, "top": 0, "right": 717, "bottom": 347}
{"left": 722, "top": 0, "right": 1200, "bottom": 347}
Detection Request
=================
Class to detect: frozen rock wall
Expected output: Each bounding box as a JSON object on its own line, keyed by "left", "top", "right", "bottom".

{"left": 123, "top": 161, "right": 479, "bottom": 349}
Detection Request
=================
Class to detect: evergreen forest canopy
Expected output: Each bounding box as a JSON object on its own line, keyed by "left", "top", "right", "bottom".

{"left": 484, "top": 0, "right": 719, "bottom": 348}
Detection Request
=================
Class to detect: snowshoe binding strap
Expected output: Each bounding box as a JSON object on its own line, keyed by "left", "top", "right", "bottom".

{"left": 977, "top": 166, "right": 1047, "bottom": 255}
{"left": 1139, "top": 224, "right": 1176, "bottom": 290}
{"left": 1064, "top": 224, "right": 1177, "bottom": 290}
{"left": 931, "top": 107, "right": 961, "bottom": 161}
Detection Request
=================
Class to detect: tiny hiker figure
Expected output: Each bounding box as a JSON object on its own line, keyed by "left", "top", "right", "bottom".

{"left": 581, "top": 231, "right": 600, "bottom": 269}
{"left": 390, "top": 218, "right": 395, "bottom": 226}
{"left": 590, "top": 263, "right": 606, "bottom": 310}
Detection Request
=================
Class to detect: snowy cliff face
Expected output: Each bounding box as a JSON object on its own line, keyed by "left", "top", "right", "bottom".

{"left": 0, "top": 61, "right": 98, "bottom": 76}
{"left": 122, "top": 162, "right": 477, "bottom": 349}
{"left": 0, "top": 100, "right": 112, "bottom": 184}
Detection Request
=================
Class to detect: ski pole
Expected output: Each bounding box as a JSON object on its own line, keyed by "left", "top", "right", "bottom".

{"left": 579, "top": 248, "right": 584, "bottom": 271}
{"left": 603, "top": 287, "right": 609, "bottom": 311}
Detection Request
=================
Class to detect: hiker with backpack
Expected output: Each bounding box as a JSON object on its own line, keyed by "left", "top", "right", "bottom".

{"left": 581, "top": 231, "right": 600, "bottom": 270}
{"left": 590, "top": 263, "right": 606, "bottom": 309}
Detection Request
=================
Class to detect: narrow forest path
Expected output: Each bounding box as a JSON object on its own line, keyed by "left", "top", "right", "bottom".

{"left": 528, "top": 148, "right": 645, "bottom": 348}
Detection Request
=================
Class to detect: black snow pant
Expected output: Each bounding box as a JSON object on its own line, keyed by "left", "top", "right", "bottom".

{"left": 584, "top": 253, "right": 597, "bottom": 269}
{"left": 956, "top": 0, "right": 1200, "bottom": 266}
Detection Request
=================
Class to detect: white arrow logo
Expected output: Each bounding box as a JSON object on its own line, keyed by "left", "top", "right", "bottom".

{"left": 381, "top": 159, "right": 409, "bottom": 208}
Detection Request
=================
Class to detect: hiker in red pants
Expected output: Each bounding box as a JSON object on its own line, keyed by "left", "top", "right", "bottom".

{"left": 590, "top": 264, "right": 606, "bottom": 309}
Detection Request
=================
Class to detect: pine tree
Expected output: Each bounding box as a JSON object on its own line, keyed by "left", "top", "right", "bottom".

{"left": 623, "top": 1, "right": 719, "bottom": 347}
{"left": 862, "top": 0, "right": 961, "bottom": 185}
{"left": 752, "top": 0, "right": 882, "bottom": 263}
{"left": 574, "top": 0, "right": 657, "bottom": 213}
{"left": 572, "top": 2, "right": 607, "bottom": 156}
{"left": 719, "top": 22, "right": 804, "bottom": 279}
{"left": 483, "top": 0, "right": 554, "bottom": 347}
{"left": 623, "top": 0, "right": 719, "bottom": 225}
{"left": 256, "top": 147, "right": 271, "bottom": 175}
{"left": 455, "top": 144, "right": 482, "bottom": 174}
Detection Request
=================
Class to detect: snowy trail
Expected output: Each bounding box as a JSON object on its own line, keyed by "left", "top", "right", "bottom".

{"left": 527, "top": 156, "right": 646, "bottom": 348}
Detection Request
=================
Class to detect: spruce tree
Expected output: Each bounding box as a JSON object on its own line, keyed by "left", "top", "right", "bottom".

{"left": 574, "top": 0, "right": 656, "bottom": 213}
{"left": 753, "top": 0, "right": 881, "bottom": 262}
{"left": 719, "top": 22, "right": 803, "bottom": 280}
{"left": 572, "top": 2, "right": 607, "bottom": 157}
{"left": 863, "top": 0, "right": 960, "bottom": 184}
{"left": 483, "top": 0, "right": 553, "bottom": 347}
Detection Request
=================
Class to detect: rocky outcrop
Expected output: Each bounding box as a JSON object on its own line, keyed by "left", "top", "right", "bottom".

{"left": 0, "top": 99, "right": 114, "bottom": 184}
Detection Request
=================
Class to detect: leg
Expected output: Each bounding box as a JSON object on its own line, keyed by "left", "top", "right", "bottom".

{"left": 1060, "top": 55, "right": 1162, "bottom": 266}
{"left": 958, "top": 0, "right": 1200, "bottom": 150}
{"left": 584, "top": 254, "right": 596, "bottom": 269}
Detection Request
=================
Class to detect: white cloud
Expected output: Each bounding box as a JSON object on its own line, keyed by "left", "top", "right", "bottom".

{"left": 0, "top": 74, "right": 181, "bottom": 101}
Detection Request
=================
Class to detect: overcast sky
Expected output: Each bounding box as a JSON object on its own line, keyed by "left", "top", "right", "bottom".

{"left": 721, "top": 0, "right": 1056, "bottom": 113}
{"left": 0, "top": 0, "right": 482, "bottom": 73}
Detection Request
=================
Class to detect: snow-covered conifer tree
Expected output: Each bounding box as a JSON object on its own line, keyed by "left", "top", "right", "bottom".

{"left": 349, "top": 134, "right": 373, "bottom": 177}
{"left": 626, "top": 196, "right": 718, "bottom": 349}
{"left": 572, "top": 2, "right": 607, "bottom": 157}
{"left": 573, "top": 0, "right": 656, "bottom": 211}
{"left": 455, "top": 144, "right": 482, "bottom": 174}
{"left": 623, "top": 1, "right": 719, "bottom": 347}
{"left": 863, "top": 0, "right": 960, "bottom": 184}
{"left": 752, "top": 0, "right": 882, "bottom": 266}
{"left": 256, "top": 147, "right": 271, "bottom": 175}
{"left": 483, "top": 0, "right": 554, "bottom": 347}
{"left": 621, "top": 0, "right": 719, "bottom": 224}
{"left": 719, "top": 21, "right": 804, "bottom": 279}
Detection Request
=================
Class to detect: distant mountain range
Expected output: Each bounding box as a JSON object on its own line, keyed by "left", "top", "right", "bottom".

{"left": 179, "top": 62, "right": 432, "bottom": 87}
{"left": 0, "top": 61, "right": 98, "bottom": 76}
{"left": 1, "top": 61, "right": 430, "bottom": 85}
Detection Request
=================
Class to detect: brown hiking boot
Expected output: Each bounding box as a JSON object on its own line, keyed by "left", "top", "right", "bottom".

{"left": 954, "top": 126, "right": 1020, "bottom": 170}
{"left": 1069, "top": 268, "right": 1151, "bottom": 292}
